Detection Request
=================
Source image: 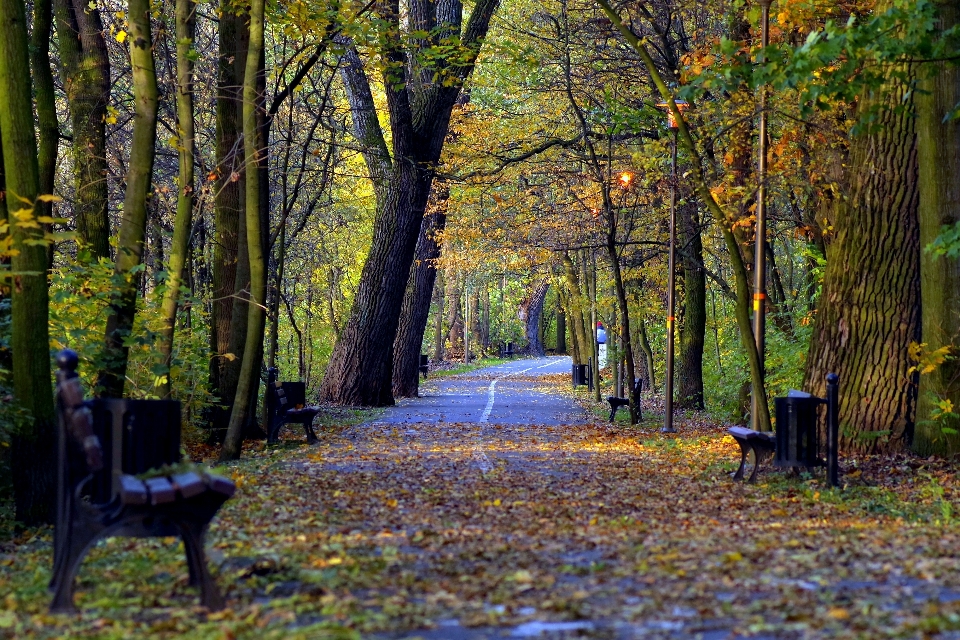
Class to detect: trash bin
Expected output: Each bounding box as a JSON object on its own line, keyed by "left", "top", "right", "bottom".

{"left": 572, "top": 364, "right": 588, "bottom": 388}
{"left": 774, "top": 390, "right": 823, "bottom": 469}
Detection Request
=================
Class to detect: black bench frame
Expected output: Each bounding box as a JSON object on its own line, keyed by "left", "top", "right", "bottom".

{"left": 728, "top": 373, "right": 840, "bottom": 486}
{"left": 51, "top": 350, "right": 235, "bottom": 613}
{"left": 606, "top": 379, "right": 643, "bottom": 422}
{"left": 266, "top": 367, "right": 320, "bottom": 444}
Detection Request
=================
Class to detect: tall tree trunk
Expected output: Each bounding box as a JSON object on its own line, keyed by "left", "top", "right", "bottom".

{"left": 606, "top": 234, "right": 638, "bottom": 421}
{"left": 556, "top": 301, "right": 566, "bottom": 354}
{"left": 445, "top": 266, "right": 464, "bottom": 356}
{"left": 803, "top": 64, "right": 920, "bottom": 453}
{"left": 209, "top": 5, "right": 246, "bottom": 431}
{"left": 433, "top": 270, "right": 445, "bottom": 361}
{"left": 157, "top": 0, "right": 196, "bottom": 398}
{"left": 393, "top": 185, "right": 448, "bottom": 398}
{"left": 914, "top": 0, "right": 960, "bottom": 457}
{"left": 30, "top": 0, "right": 57, "bottom": 269}
{"left": 53, "top": 0, "right": 110, "bottom": 259}
{"left": 637, "top": 317, "right": 655, "bottom": 392}
{"left": 677, "top": 200, "right": 705, "bottom": 410}
{"left": 99, "top": 0, "right": 159, "bottom": 397}
{"left": 522, "top": 281, "right": 549, "bottom": 356}
{"left": 318, "top": 0, "right": 500, "bottom": 406}
{"left": 0, "top": 0, "right": 56, "bottom": 524}
{"left": 221, "top": 0, "right": 266, "bottom": 460}
{"left": 561, "top": 253, "right": 589, "bottom": 365}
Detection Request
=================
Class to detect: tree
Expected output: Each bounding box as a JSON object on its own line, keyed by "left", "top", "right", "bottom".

{"left": 0, "top": 0, "right": 56, "bottom": 524}
{"left": 53, "top": 0, "right": 111, "bottom": 259}
{"left": 913, "top": 0, "right": 960, "bottom": 457}
{"left": 99, "top": 0, "right": 160, "bottom": 397}
{"left": 803, "top": 56, "right": 920, "bottom": 452}
{"left": 220, "top": 0, "right": 267, "bottom": 460}
{"left": 30, "top": 0, "right": 58, "bottom": 268}
{"left": 157, "top": 0, "right": 198, "bottom": 398}
{"left": 393, "top": 185, "right": 448, "bottom": 398}
{"left": 318, "top": 0, "right": 500, "bottom": 407}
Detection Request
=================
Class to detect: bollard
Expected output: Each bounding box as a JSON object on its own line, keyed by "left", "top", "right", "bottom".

{"left": 826, "top": 372, "right": 839, "bottom": 488}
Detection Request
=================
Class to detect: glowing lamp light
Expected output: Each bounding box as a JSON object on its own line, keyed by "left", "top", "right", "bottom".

{"left": 618, "top": 172, "right": 634, "bottom": 188}
{"left": 655, "top": 100, "right": 690, "bottom": 130}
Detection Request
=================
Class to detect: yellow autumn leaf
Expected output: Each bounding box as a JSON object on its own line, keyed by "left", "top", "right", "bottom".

{"left": 116, "top": 30, "right": 127, "bottom": 43}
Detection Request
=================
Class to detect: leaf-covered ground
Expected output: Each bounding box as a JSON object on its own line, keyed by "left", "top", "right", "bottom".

{"left": 3, "top": 371, "right": 960, "bottom": 639}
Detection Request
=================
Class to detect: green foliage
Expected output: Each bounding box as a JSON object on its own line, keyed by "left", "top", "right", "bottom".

{"left": 48, "top": 254, "right": 215, "bottom": 428}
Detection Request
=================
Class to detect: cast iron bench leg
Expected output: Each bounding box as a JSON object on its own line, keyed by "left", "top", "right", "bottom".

{"left": 733, "top": 440, "right": 749, "bottom": 481}
{"left": 747, "top": 444, "right": 763, "bottom": 483}
{"left": 177, "top": 520, "right": 225, "bottom": 611}
{"left": 303, "top": 419, "right": 319, "bottom": 444}
{"left": 49, "top": 517, "right": 105, "bottom": 614}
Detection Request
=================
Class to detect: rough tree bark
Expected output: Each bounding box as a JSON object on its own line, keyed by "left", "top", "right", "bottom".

{"left": 209, "top": 5, "right": 246, "bottom": 432}
{"left": 318, "top": 0, "right": 500, "bottom": 406}
{"left": 0, "top": 0, "right": 56, "bottom": 524}
{"left": 561, "top": 252, "right": 590, "bottom": 365}
{"left": 677, "top": 200, "right": 705, "bottom": 410}
{"left": 521, "top": 281, "right": 550, "bottom": 357}
{"left": 157, "top": 0, "right": 196, "bottom": 398}
{"left": 99, "top": 0, "right": 159, "bottom": 397}
{"left": 393, "top": 184, "right": 448, "bottom": 398}
{"left": 803, "top": 65, "right": 920, "bottom": 453}
{"left": 221, "top": 0, "right": 266, "bottom": 460}
{"left": 53, "top": 0, "right": 110, "bottom": 259}
{"left": 914, "top": 0, "right": 960, "bottom": 457}
{"left": 30, "top": 0, "right": 57, "bottom": 269}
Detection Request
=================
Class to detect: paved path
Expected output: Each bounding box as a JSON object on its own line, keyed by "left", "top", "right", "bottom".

{"left": 375, "top": 356, "right": 585, "bottom": 427}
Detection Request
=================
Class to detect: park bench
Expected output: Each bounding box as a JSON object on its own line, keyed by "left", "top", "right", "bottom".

{"left": 728, "top": 373, "right": 840, "bottom": 486}
{"left": 606, "top": 379, "right": 643, "bottom": 422}
{"left": 50, "top": 349, "right": 235, "bottom": 613}
{"left": 501, "top": 342, "right": 517, "bottom": 358}
{"left": 266, "top": 367, "right": 321, "bottom": 444}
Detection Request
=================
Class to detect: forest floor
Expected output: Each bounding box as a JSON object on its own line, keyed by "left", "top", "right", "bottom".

{"left": 3, "top": 357, "right": 960, "bottom": 639}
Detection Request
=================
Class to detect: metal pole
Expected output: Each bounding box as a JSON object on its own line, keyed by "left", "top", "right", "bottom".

{"left": 826, "top": 372, "right": 839, "bottom": 488}
{"left": 663, "top": 127, "right": 678, "bottom": 434}
{"left": 751, "top": 0, "right": 772, "bottom": 431}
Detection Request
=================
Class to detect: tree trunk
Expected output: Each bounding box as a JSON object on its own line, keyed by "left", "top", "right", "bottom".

{"left": 677, "top": 200, "right": 705, "bottom": 410}
{"left": 637, "top": 318, "right": 655, "bottom": 392}
{"left": 209, "top": 5, "right": 246, "bottom": 432}
{"left": 522, "top": 281, "right": 549, "bottom": 356}
{"left": 157, "top": 0, "right": 196, "bottom": 398}
{"left": 0, "top": 0, "right": 56, "bottom": 524}
{"left": 914, "top": 0, "right": 960, "bottom": 457}
{"left": 53, "top": 0, "right": 110, "bottom": 259}
{"left": 556, "top": 303, "right": 566, "bottom": 354}
{"left": 606, "top": 233, "right": 638, "bottom": 421}
{"left": 99, "top": 0, "right": 159, "bottom": 397}
{"left": 803, "top": 65, "right": 920, "bottom": 454}
{"left": 30, "top": 0, "right": 57, "bottom": 269}
{"left": 220, "top": 0, "right": 266, "bottom": 460}
{"left": 393, "top": 185, "right": 448, "bottom": 398}
{"left": 445, "top": 267, "right": 464, "bottom": 357}
{"left": 433, "top": 270, "right": 444, "bottom": 361}
{"left": 318, "top": 0, "right": 500, "bottom": 406}
{"left": 561, "top": 252, "right": 589, "bottom": 365}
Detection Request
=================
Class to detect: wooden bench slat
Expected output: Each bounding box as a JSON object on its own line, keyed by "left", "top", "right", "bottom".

{"left": 144, "top": 477, "right": 177, "bottom": 505}
{"left": 171, "top": 472, "right": 206, "bottom": 499}
{"left": 119, "top": 475, "right": 149, "bottom": 505}
{"left": 203, "top": 473, "right": 236, "bottom": 498}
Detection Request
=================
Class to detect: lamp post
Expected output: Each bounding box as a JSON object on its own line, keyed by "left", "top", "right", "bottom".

{"left": 751, "top": 0, "right": 772, "bottom": 431}
{"left": 657, "top": 100, "right": 688, "bottom": 434}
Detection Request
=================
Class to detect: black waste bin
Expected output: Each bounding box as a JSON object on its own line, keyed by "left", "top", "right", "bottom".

{"left": 572, "top": 364, "right": 588, "bottom": 388}
{"left": 774, "top": 390, "right": 823, "bottom": 469}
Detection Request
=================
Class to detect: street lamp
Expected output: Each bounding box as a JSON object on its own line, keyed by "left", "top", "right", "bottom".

{"left": 656, "top": 99, "right": 689, "bottom": 434}
{"left": 752, "top": 0, "right": 773, "bottom": 432}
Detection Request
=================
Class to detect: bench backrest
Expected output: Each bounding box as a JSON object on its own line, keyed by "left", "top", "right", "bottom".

{"left": 81, "top": 399, "right": 182, "bottom": 504}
